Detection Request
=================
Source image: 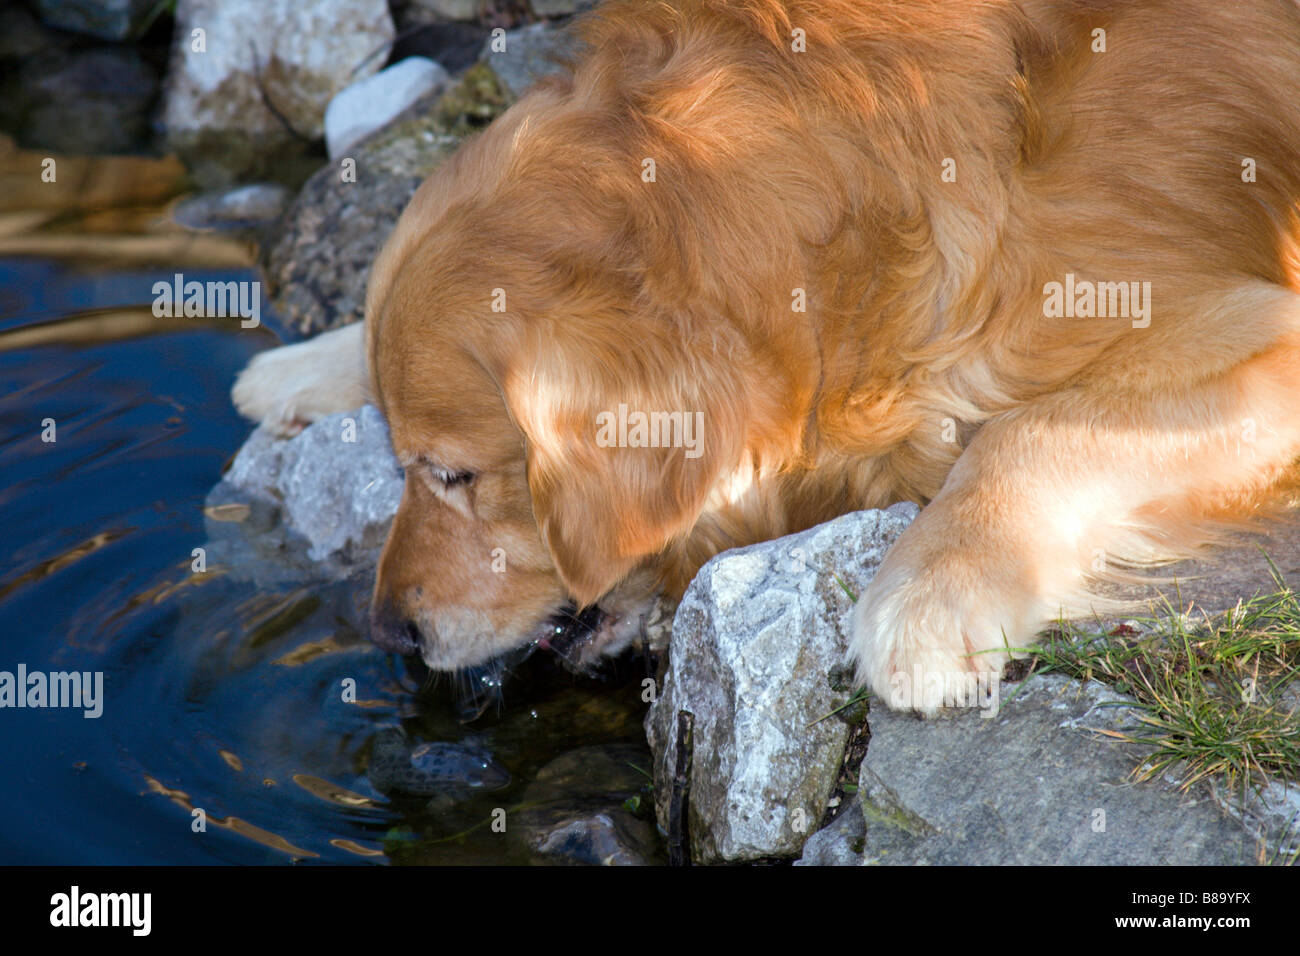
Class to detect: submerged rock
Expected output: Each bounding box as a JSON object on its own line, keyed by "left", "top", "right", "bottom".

{"left": 798, "top": 674, "right": 1261, "bottom": 865}
{"left": 515, "top": 745, "right": 662, "bottom": 865}
{"left": 645, "top": 504, "right": 918, "bottom": 864}
{"left": 525, "top": 810, "right": 657, "bottom": 866}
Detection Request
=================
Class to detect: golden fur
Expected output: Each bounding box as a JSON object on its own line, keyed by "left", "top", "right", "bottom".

{"left": 235, "top": 0, "right": 1300, "bottom": 712}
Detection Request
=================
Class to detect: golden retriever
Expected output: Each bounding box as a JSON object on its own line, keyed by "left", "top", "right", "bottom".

{"left": 234, "top": 0, "right": 1300, "bottom": 713}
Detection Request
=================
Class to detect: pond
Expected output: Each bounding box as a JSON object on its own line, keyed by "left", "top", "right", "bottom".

{"left": 0, "top": 151, "right": 660, "bottom": 866}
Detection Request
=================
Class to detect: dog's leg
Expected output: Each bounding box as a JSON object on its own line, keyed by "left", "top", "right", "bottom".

{"left": 853, "top": 286, "right": 1300, "bottom": 714}
{"left": 232, "top": 321, "right": 369, "bottom": 436}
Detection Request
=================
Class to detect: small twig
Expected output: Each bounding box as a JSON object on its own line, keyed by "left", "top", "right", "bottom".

{"left": 668, "top": 709, "right": 694, "bottom": 867}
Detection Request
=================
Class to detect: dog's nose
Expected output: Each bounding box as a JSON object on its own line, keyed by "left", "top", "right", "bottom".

{"left": 369, "top": 601, "right": 422, "bottom": 656}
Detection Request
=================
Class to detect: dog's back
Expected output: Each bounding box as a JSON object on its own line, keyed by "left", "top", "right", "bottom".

{"left": 233, "top": 0, "right": 1300, "bottom": 709}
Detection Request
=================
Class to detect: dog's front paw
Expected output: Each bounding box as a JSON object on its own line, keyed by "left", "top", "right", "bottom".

{"left": 850, "top": 554, "right": 1018, "bottom": 716}
{"left": 231, "top": 323, "right": 368, "bottom": 437}
{"left": 232, "top": 347, "right": 314, "bottom": 437}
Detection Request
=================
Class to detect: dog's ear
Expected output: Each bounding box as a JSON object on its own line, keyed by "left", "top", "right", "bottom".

{"left": 496, "top": 323, "right": 748, "bottom": 606}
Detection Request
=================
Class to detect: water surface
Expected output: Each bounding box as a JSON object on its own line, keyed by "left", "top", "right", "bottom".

{"left": 0, "top": 172, "right": 655, "bottom": 866}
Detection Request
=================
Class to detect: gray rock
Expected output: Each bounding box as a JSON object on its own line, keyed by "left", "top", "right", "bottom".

{"left": 173, "top": 183, "right": 291, "bottom": 233}
{"left": 325, "top": 56, "right": 450, "bottom": 160}
{"left": 479, "top": 21, "right": 583, "bottom": 99}
{"left": 202, "top": 489, "right": 326, "bottom": 587}
{"left": 795, "top": 798, "right": 867, "bottom": 866}
{"left": 208, "top": 405, "right": 404, "bottom": 570}
{"left": 645, "top": 503, "right": 919, "bottom": 864}
{"left": 0, "top": 46, "right": 157, "bottom": 155}
{"left": 798, "top": 674, "right": 1260, "bottom": 865}
{"left": 0, "top": 6, "right": 57, "bottom": 61}
{"left": 407, "top": 0, "right": 489, "bottom": 22}
{"left": 529, "top": 0, "right": 598, "bottom": 17}
{"left": 1210, "top": 775, "right": 1300, "bottom": 864}
{"left": 263, "top": 99, "right": 462, "bottom": 337}
{"left": 1095, "top": 516, "right": 1300, "bottom": 618}
{"left": 34, "top": 0, "right": 155, "bottom": 41}
{"left": 162, "top": 0, "right": 394, "bottom": 186}
{"left": 386, "top": 16, "right": 485, "bottom": 74}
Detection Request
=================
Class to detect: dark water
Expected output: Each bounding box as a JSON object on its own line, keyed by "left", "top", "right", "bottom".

{"left": 0, "top": 256, "right": 656, "bottom": 865}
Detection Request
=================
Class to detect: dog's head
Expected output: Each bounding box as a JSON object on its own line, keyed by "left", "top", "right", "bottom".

{"left": 361, "top": 93, "right": 804, "bottom": 671}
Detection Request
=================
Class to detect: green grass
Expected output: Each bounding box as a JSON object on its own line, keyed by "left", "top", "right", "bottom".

{"left": 822, "top": 573, "right": 1300, "bottom": 794}
{"left": 823, "top": 563, "right": 1300, "bottom": 862}
{"left": 1024, "top": 581, "right": 1300, "bottom": 797}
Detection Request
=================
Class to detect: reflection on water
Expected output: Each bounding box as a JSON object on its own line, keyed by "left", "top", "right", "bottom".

{"left": 0, "top": 139, "right": 657, "bottom": 865}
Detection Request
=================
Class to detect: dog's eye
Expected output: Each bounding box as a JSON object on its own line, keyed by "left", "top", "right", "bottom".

{"left": 430, "top": 466, "right": 475, "bottom": 487}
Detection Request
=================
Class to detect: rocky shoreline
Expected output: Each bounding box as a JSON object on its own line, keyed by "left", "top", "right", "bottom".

{"left": 16, "top": 0, "right": 1295, "bottom": 866}
{"left": 206, "top": 405, "right": 1300, "bottom": 864}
